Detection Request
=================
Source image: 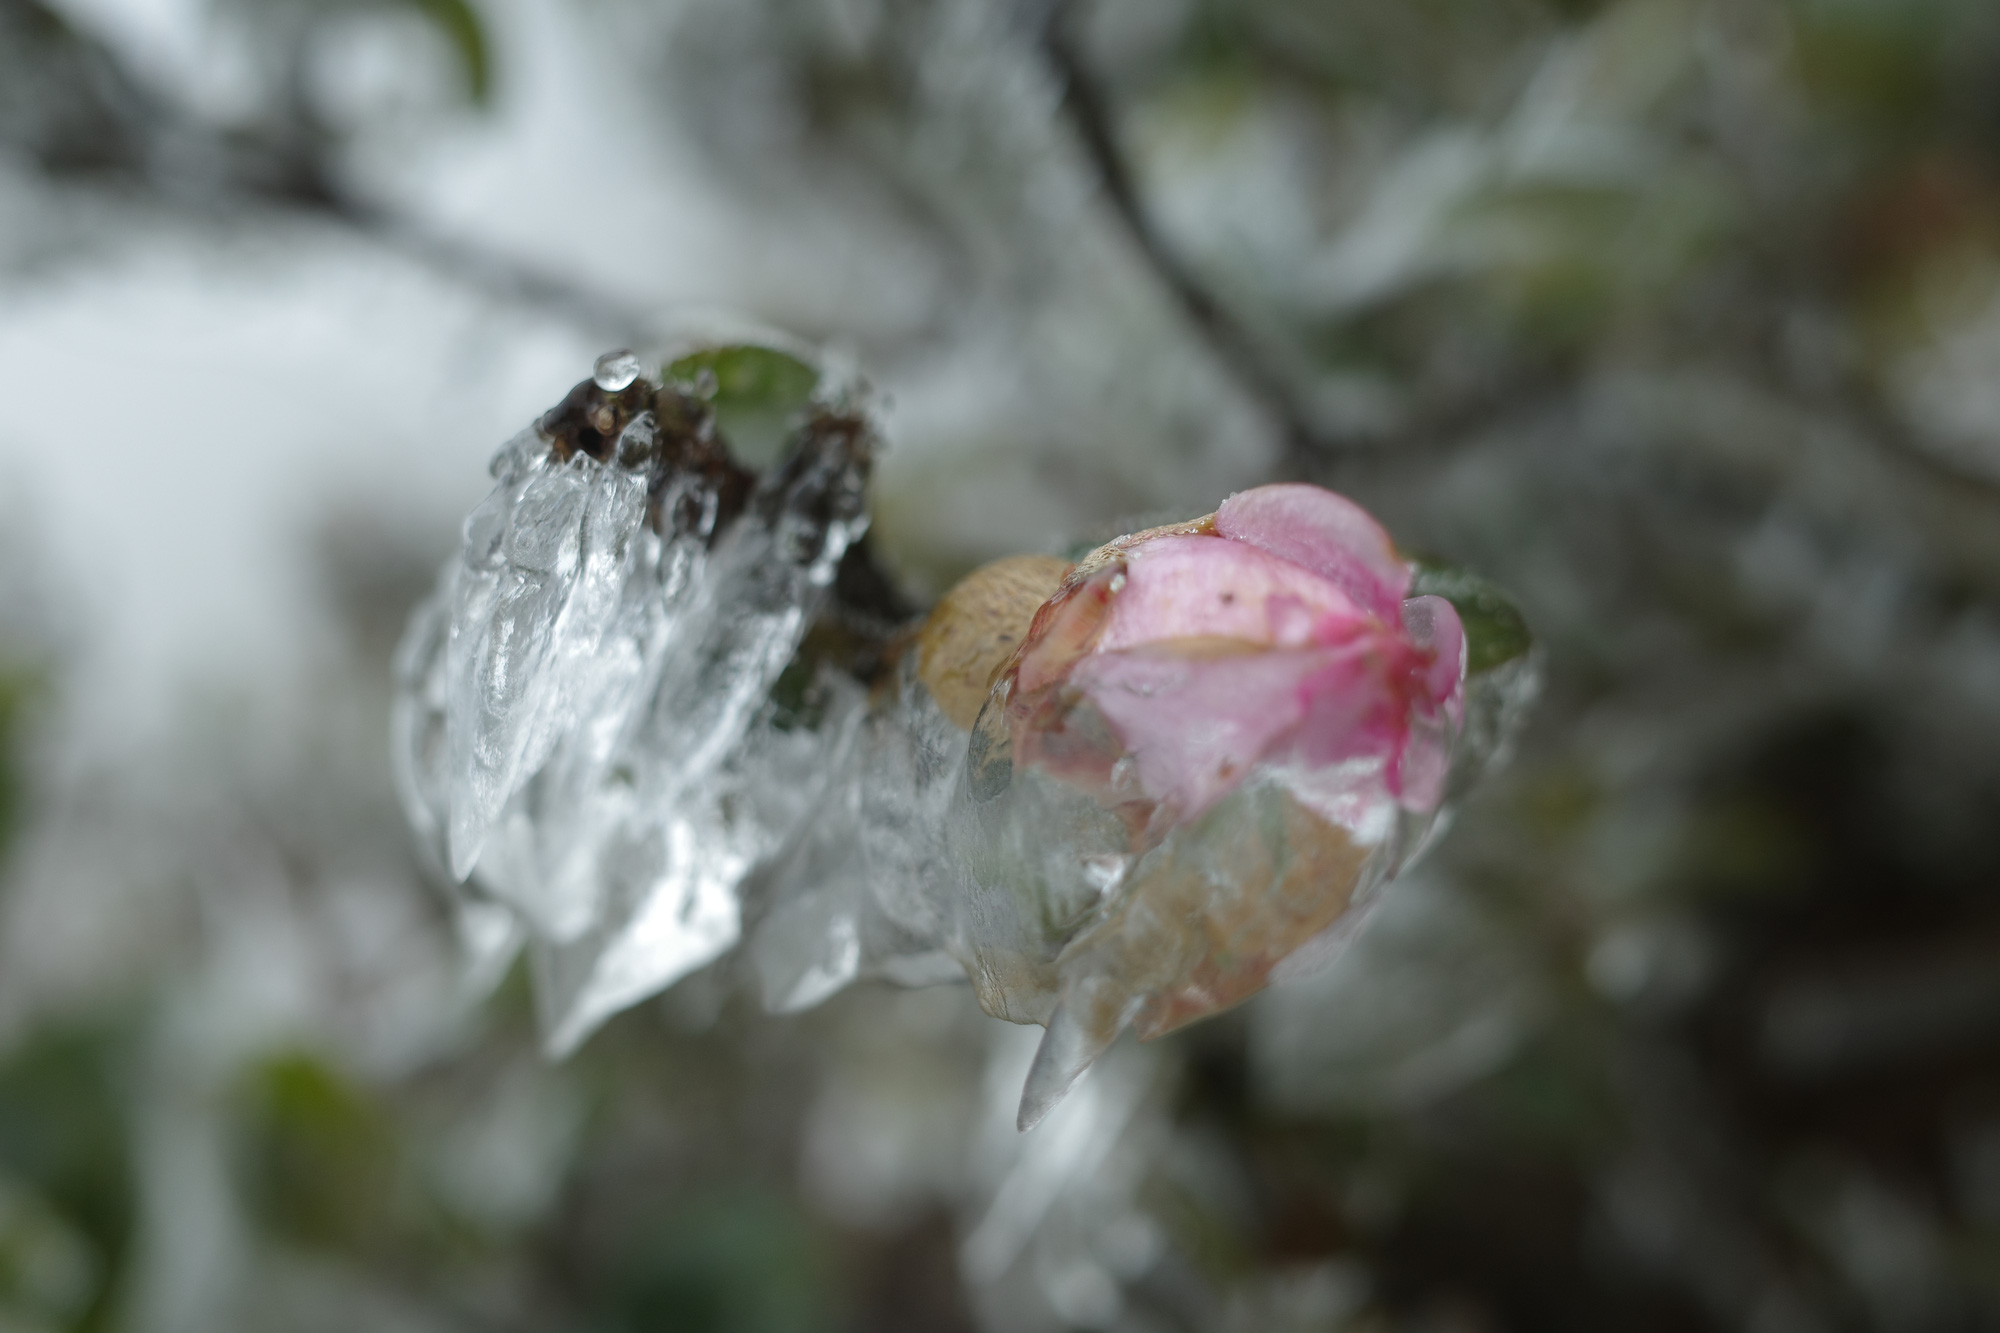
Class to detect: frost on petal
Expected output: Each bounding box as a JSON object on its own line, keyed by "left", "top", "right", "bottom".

{"left": 1215, "top": 483, "right": 1412, "bottom": 621}
{"left": 1009, "top": 771, "right": 1398, "bottom": 1129}
{"left": 946, "top": 745, "right": 1136, "bottom": 1030}
{"left": 954, "top": 675, "right": 1446, "bottom": 1128}
{"left": 1098, "top": 535, "right": 1366, "bottom": 651}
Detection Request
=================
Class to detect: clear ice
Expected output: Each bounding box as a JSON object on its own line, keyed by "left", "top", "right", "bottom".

{"left": 393, "top": 342, "right": 1536, "bottom": 1127}
{"left": 592, "top": 348, "right": 643, "bottom": 392}
{"left": 395, "top": 347, "right": 873, "bottom": 1051}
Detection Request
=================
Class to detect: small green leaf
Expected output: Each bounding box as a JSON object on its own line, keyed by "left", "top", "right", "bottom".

{"left": 407, "top": 0, "right": 491, "bottom": 105}
{"left": 1410, "top": 560, "right": 1532, "bottom": 674}
{"left": 667, "top": 345, "right": 818, "bottom": 410}
{"left": 666, "top": 345, "right": 820, "bottom": 469}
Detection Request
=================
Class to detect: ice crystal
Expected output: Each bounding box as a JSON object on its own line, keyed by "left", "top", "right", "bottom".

{"left": 394, "top": 342, "right": 1536, "bottom": 1126}
{"left": 395, "top": 341, "right": 874, "bottom": 1050}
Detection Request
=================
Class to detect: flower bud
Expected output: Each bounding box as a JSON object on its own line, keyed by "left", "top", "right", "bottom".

{"left": 940, "top": 484, "right": 1474, "bottom": 1126}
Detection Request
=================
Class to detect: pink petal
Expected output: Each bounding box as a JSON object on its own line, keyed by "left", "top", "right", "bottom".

{"left": 1215, "top": 485, "right": 1411, "bottom": 621}
{"left": 1293, "top": 647, "right": 1412, "bottom": 770}
{"left": 1011, "top": 563, "right": 1123, "bottom": 697}
{"left": 1400, "top": 594, "right": 1466, "bottom": 710}
{"left": 1386, "top": 595, "right": 1466, "bottom": 811}
{"left": 1070, "top": 646, "right": 1318, "bottom": 817}
{"left": 1392, "top": 717, "right": 1453, "bottom": 813}
{"left": 1097, "top": 535, "right": 1367, "bottom": 653}
{"left": 1071, "top": 635, "right": 1418, "bottom": 820}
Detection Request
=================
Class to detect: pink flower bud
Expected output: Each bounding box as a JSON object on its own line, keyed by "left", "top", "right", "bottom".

{"left": 939, "top": 484, "right": 1485, "bottom": 1128}
{"left": 997, "top": 483, "right": 1465, "bottom": 830}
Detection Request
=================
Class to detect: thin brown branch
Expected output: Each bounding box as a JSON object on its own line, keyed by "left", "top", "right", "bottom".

{"left": 1033, "top": 0, "right": 1342, "bottom": 474}
{"left": 3, "top": 0, "right": 651, "bottom": 344}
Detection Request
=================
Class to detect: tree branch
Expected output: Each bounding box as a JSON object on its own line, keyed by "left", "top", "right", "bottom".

{"left": 1033, "top": 0, "right": 1339, "bottom": 473}
{"left": 2, "top": 0, "right": 651, "bottom": 345}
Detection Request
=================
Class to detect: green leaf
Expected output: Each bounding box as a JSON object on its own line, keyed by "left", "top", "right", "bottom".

{"left": 666, "top": 345, "right": 818, "bottom": 409}
{"left": 1410, "top": 560, "right": 1533, "bottom": 674}
{"left": 407, "top": 0, "right": 491, "bottom": 105}
{"left": 666, "top": 344, "right": 820, "bottom": 469}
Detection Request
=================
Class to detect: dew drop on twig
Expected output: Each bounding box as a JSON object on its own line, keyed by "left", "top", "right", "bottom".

{"left": 592, "top": 349, "right": 643, "bottom": 392}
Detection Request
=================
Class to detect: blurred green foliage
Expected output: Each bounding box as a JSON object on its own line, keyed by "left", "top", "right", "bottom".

{"left": 236, "top": 1052, "right": 448, "bottom": 1261}
{"left": 407, "top": 0, "right": 491, "bottom": 105}
{"left": 0, "top": 1025, "right": 134, "bottom": 1333}
{"left": 599, "top": 1191, "right": 833, "bottom": 1333}
{"left": 0, "top": 668, "right": 39, "bottom": 854}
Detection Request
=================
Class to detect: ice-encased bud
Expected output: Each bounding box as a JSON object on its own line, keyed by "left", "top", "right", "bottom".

{"left": 592, "top": 348, "right": 643, "bottom": 392}
{"left": 911, "top": 486, "right": 1524, "bottom": 1128}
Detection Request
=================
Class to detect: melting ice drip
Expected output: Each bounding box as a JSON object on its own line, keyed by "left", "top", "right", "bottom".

{"left": 393, "top": 343, "right": 1538, "bottom": 1128}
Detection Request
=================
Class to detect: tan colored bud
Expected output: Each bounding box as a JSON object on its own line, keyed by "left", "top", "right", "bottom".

{"left": 1126, "top": 795, "right": 1367, "bottom": 1040}
{"left": 917, "top": 554, "right": 1072, "bottom": 730}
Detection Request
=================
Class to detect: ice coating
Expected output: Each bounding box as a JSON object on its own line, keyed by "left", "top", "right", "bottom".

{"left": 441, "top": 444, "right": 651, "bottom": 878}
{"left": 393, "top": 363, "right": 1532, "bottom": 1129}
{"left": 393, "top": 346, "right": 875, "bottom": 1053}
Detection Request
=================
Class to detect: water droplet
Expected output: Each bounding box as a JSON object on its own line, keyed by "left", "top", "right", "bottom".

{"left": 593, "top": 349, "right": 643, "bottom": 392}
